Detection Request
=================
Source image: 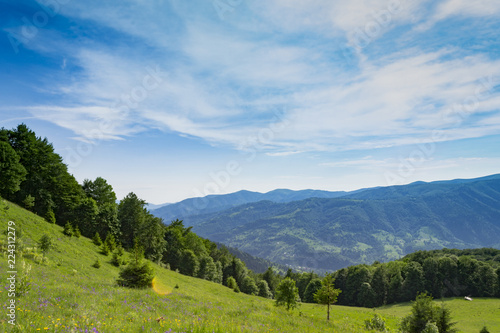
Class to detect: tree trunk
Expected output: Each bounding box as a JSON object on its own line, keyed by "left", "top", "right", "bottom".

{"left": 327, "top": 302, "right": 330, "bottom": 321}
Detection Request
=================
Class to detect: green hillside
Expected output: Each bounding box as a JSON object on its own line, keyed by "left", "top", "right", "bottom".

{"left": 2, "top": 199, "right": 500, "bottom": 332}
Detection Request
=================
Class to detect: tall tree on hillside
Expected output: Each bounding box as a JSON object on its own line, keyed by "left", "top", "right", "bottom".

{"left": 262, "top": 267, "right": 281, "bottom": 296}
{"left": 82, "top": 177, "right": 120, "bottom": 238}
{"left": 0, "top": 141, "right": 27, "bottom": 198}
{"left": 423, "top": 257, "right": 441, "bottom": 297}
{"left": 138, "top": 213, "right": 166, "bottom": 263}
{"left": 74, "top": 197, "right": 98, "bottom": 237}
{"left": 118, "top": 192, "right": 147, "bottom": 248}
{"left": 314, "top": 274, "right": 341, "bottom": 321}
{"left": 0, "top": 124, "right": 84, "bottom": 221}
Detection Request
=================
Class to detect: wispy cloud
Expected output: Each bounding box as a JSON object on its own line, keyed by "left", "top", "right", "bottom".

{"left": 12, "top": 0, "right": 500, "bottom": 155}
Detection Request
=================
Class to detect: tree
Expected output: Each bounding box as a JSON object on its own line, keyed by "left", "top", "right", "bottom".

{"left": 400, "top": 293, "right": 437, "bottom": 333}
{"left": 435, "top": 304, "right": 458, "bottom": 333}
{"left": 0, "top": 141, "right": 26, "bottom": 198}
{"left": 402, "top": 262, "right": 425, "bottom": 301}
{"left": 92, "top": 232, "right": 103, "bottom": 246}
{"left": 275, "top": 277, "right": 300, "bottom": 311}
{"left": 371, "top": 265, "right": 389, "bottom": 306}
{"left": 179, "top": 249, "right": 199, "bottom": 277}
{"left": 118, "top": 192, "right": 147, "bottom": 249}
{"left": 388, "top": 266, "right": 404, "bottom": 304}
{"left": 197, "top": 256, "right": 218, "bottom": 282}
{"left": 314, "top": 274, "right": 341, "bottom": 320}
{"left": 226, "top": 276, "right": 240, "bottom": 292}
{"left": 38, "top": 234, "right": 53, "bottom": 257}
{"left": 358, "top": 282, "right": 376, "bottom": 308}
{"left": 23, "top": 194, "right": 35, "bottom": 211}
{"left": 44, "top": 208, "right": 56, "bottom": 224}
{"left": 117, "top": 239, "right": 154, "bottom": 288}
{"left": 303, "top": 278, "right": 322, "bottom": 303}
{"left": 262, "top": 266, "right": 280, "bottom": 295}
{"left": 241, "top": 276, "right": 259, "bottom": 295}
{"left": 73, "top": 225, "right": 81, "bottom": 238}
{"left": 63, "top": 222, "right": 74, "bottom": 237}
{"left": 257, "top": 280, "right": 272, "bottom": 298}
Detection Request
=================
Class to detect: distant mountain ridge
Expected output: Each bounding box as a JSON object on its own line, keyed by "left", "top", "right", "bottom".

{"left": 152, "top": 188, "right": 351, "bottom": 223}
{"left": 153, "top": 174, "right": 500, "bottom": 271}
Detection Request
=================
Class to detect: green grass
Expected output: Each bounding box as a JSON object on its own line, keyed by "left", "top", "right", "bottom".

{"left": 1, "top": 199, "right": 499, "bottom": 332}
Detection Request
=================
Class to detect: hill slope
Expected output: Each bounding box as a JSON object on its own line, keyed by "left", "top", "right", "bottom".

{"left": 185, "top": 175, "right": 500, "bottom": 271}
{"left": 2, "top": 199, "right": 499, "bottom": 332}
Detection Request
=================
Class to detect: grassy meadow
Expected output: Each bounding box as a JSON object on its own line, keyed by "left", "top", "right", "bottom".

{"left": 1, "top": 199, "right": 499, "bottom": 332}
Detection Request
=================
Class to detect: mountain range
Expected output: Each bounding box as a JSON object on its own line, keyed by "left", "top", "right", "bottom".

{"left": 152, "top": 174, "right": 500, "bottom": 271}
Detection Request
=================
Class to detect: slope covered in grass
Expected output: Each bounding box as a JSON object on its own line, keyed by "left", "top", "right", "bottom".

{"left": 0, "top": 199, "right": 387, "bottom": 332}
{"left": 2, "top": 199, "right": 499, "bottom": 332}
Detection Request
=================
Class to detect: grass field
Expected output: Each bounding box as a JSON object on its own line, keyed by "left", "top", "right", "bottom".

{"left": 1, "top": 199, "right": 499, "bottom": 332}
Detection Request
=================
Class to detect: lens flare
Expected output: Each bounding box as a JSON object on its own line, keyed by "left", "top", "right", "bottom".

{"left": 152, "top": 277, "right": 172, "bottom": 295}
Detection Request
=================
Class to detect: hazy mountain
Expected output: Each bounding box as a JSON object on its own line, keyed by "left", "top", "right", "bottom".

{"left": 152, "top": 188, "right": 350, "bottom": 223}
{"left": 180, "top": 174, "right": 500, "bottom": 271}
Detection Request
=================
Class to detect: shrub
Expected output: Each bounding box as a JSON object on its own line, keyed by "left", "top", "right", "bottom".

{"left": 73, "top": 225, "right": 81, "bottom": 238}
{"left": 44, "top": 209, "right": 56, "bottom": 224}
{"left": 100, "top": 242, "right": 110, "bottom": 256}
{"left": 92, "top": 258, "right": 101, "bottom": 268}
{"left": 117, "top": 261, "right": 154, "bottom": 288}
{"left": 480, "top": 327, "right": 490, "bottom": 333}
{"left": 364, "top": 314, "right": 386, "bottom": 332}
{"left": 63, "top": 222, "right": 73, "bottom": 237}
{"left": 226, "top": 276, "right": 240, "bottom": 293}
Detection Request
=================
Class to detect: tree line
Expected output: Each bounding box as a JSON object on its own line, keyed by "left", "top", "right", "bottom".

{"left": 0, "top": 124, "right": 274, "bottom": 297}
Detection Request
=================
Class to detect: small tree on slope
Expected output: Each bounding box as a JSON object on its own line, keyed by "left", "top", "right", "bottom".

{"left": 314, "top": 274, "right": 341, "bottom": 321}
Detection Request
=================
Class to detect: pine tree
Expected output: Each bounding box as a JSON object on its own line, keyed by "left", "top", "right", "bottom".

{"left": 92, "top": 232, "right": 102, "bottom": 246}
{"left": 92, "top": 258, "right": 101, "bottom": 268}
{"left": 435, "top": 304, "right": 458, "bottom": 333}
{"left": 116, "top": 239, "right": 154, "bottom": 288}
{"left": 63, "top": 222, "right": 73, "bottom": 237}
{"left": 38, "top": 234, "right": 53, "bottom": 258}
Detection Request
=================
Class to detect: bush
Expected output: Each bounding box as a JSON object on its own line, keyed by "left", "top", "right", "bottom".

{"left": 480, "top": 327, "right": 490, "bottom": 333}
{"left": 44, "top": 209, "right": 56, "bottom": 224}
{"left": 92, "top": 258, "right": 101, "bottom": 268}
{"left": 100, "top": 242, "right": 110, "bottom": 256}
{"left": 73, "top": 225, "right": 81, "bottom": 238}
{"left": 63, "top": 222, "right": 73, "bottom": 237}
{"left": 364, "top": 314, "right": 386, "bottom": 332}
{"left": 117, "top": 261, "right": 154, "bottom": 288}
{"left": 226, "top": 276, "right": 240, "bottom": 293}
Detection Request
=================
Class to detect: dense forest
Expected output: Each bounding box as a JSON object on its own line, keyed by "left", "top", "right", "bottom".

{"left": 1, "top": 124, "right": 500, "bottom": 309}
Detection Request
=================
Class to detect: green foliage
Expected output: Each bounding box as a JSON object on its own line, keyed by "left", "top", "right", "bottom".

{"left": 16, "top": 260, "right": 32, "bottom": 297}
{"left": 111, "top": 246, "right": 126, "bottom": 267}
{"left": 399, "top": 293, "right": 457, "bottom": 333}
{"left": 73, "top": 225, "right": 81, "bottom": 238}
{"left": 480, "top": 327, "right": 490, "bottom": 333}
{"left": 0, "top": 140, "right": 27, "bottom": 197}
{"left": 314, "top": 274, "right": 341, "bottom": 320}
{"left": 38, "top": 234, "right": 53, "bottom": 257}
{"left": 44, "top": 208, "right": 56, "bottom": 224}
{"left": 92, "top": 232, "right": 103, "bottom": 246}
{"left": 303, "top": 278, "right": 322, "bottom": 303}
{"left": 63, "top": 222, "right": 73, "bottom": 237}
{"left": 241, "top": 275, "right": 259, "bottom": 295}
{"left": 226, "top": 276, "right": 240, "bottom": 293}
{"left": 180, "top": 249, "right": 199, "bottom": 276}
{"left": 257, "top": 280, "right": 273, "bottom": 298}
{"left": 92, "top": 258, "right": 101, "bottom": 268}
{"left": 364, "top": 314, "right": 386, "bottom": 332}
{"left": 421, "top": 322, "right": 439, "bottom": 333}
{"left": 100, "top": 242, "right": 110, "bottom": 256}
{"left": 435, "top": 304, "right": 458, "bottom": 333}
{"left": 275, "top": 277, "right": 300, "bottom": 311}
{"left": 117, "top": 260, "right": 154, "bottom": 288}
{"left": 23, "top": 194, "right": 35, "bottom": 211}
{"left": 104, "top": 233, "right": 116, "bottom": 251}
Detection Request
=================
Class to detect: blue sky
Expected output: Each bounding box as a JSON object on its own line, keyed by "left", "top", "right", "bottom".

{"left": 1, "top": 0, "right": 500, "bottom": 204}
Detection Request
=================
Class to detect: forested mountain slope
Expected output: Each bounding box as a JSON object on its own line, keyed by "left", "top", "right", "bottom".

{"left": 184, "top": 175, "right": 500, "bottom": 271}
